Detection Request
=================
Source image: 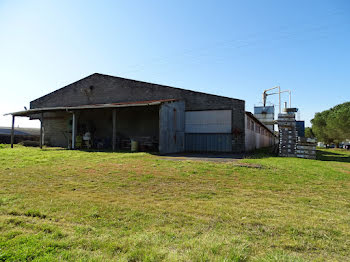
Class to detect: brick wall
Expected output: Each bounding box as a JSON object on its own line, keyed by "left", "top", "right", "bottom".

{"left": 42, "top": 112, "right": 70, "bottom": 147}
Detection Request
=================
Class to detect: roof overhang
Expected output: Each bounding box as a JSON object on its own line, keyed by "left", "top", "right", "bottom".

{"left": 5, "top": 99, "right": 177, "bottom": 117}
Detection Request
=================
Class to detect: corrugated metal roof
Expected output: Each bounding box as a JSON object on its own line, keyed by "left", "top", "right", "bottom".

{"left": 5, "top": 99, "right": 177, "bottom": 117}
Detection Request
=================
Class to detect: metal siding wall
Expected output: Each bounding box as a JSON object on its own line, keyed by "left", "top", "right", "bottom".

{"left": 185, "top": 134, "right": 232, "bottom": 152}
{"left": 254, "top": 106, "right": 275, "bottom": 132}
{"left": 254, "top": 106, "right": 275, "bottom": 114}
{"left": 184, "top": 110, "right": 232, "bottom": 152}
{"left": 185, "top": 110, "right": 232, "bottom": 133}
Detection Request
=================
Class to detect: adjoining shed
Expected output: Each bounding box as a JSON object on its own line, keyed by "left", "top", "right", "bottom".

{"left": 8, "top": 99, "right": 185, "bottom": 154}
{"left": 245, "top": 111, "right": 276, "bottom": 151}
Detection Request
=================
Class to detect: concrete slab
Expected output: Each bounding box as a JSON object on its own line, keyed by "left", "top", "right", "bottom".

{"left": 158, "top": 153, "right": 245, "bottom": 162}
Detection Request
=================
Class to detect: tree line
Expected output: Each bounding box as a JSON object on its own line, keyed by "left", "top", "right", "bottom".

{"left": 307, "top": 102, "right": 350, "bottom": 145}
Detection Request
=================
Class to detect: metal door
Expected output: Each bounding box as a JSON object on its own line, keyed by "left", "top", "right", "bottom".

{"left": 159, "top": 101, "right": 185, "bottom": 154}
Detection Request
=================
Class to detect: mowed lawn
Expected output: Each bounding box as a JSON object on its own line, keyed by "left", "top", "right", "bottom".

{"left": 0, "top": 145, "right": 350, "bottom": 262}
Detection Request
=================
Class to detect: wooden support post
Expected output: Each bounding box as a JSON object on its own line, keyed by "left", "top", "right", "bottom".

{"left": 10, "top": 115, "right": 15, "bottom": 148}
{"left": 112, "top": 109, "right": 117, "bottom": 151}
{"left": 39, "top": 113, "right": 43, "bottom": 149}
{"left": 72, "top": 112, "right": 76, "bottom": 149}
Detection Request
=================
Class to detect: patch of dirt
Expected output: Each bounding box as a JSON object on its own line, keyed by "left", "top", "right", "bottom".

{"left": 158, "top": 154, "right": 244, "bottom": 163}
{"left": 336, "top": 168, "right": 350, "bottom": 174}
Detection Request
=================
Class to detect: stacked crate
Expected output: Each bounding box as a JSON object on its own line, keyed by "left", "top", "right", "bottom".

{"left": 278, "top": 113, "right": 297, "bottom": 157}
{"left": 296, "top": 137, "right": 317, "bottom": 159}
{"left": 278, "top": 113, "right": 317, "bottom": 159}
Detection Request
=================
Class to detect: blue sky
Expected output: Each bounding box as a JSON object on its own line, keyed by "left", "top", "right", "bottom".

{"left": 0, "top": 0, "right": 349, "bottom": 128}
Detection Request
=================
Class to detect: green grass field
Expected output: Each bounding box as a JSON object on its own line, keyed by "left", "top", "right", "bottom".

{"left": 1, "top": 145, "right": 350, "bottom": 261}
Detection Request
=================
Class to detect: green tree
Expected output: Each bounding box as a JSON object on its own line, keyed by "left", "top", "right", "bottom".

{"left": 305, "top": 127, "right": 315, "bottom": 138}
{"left": 328, "top": 102, "right": 350, "bottom": 140}
{"left": 311, "top": 102, "right": 350, "bottom": 146}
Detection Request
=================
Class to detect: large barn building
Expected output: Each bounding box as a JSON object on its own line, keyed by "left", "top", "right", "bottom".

{"left": 8, "top": 73, "right": 274, "bottom": 153}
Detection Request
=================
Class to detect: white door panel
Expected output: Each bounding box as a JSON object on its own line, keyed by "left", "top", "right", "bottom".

{"left": 185, "top": 110, "right": 232, "bottom": 133}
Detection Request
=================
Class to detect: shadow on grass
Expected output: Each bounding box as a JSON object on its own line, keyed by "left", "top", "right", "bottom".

{"left": 34, "top": 145, "right": 275, "bottom": 160}
{"left": 245, "top": 146, "right": 277, "bottom": 159}
{"left": 41, "top": 147, "right": 67, "bottom": 151}
{"left": 43, "top": 147, "right": 162, "bottom": 156}
{"left": 317, "top": 150, "right": 350, "bottom": 163}
{"left": 39, "top": 147, "right": 350, "bottom": 164}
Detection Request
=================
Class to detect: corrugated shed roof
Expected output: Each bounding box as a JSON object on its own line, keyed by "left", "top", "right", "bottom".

{"left": 5, "top": 99, "right": 177, "bottom": 117}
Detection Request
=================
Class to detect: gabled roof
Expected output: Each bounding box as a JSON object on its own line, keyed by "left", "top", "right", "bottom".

{"left": 30, "top": 73, "right": 244, "bottom": 105}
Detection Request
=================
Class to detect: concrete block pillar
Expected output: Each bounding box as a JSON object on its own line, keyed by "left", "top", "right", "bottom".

{"left": 40, "top": 113, "right": 43, "bottom": 149}
{"left": 72, "top": 112, "right": 76, "bottom": 149}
